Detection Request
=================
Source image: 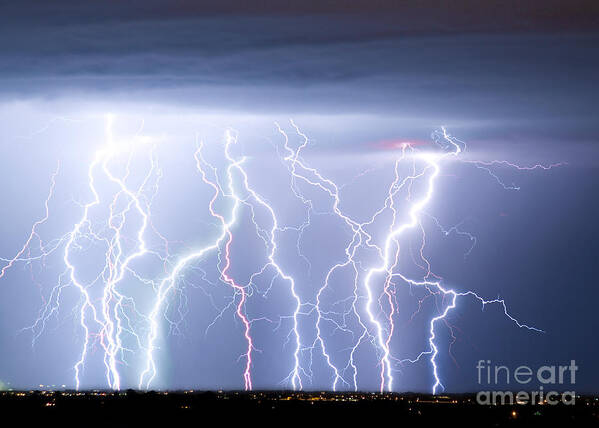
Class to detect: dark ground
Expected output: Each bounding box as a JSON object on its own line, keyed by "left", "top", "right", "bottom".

{"left": 1, "top": 391, "right": 598, "bottom": 427}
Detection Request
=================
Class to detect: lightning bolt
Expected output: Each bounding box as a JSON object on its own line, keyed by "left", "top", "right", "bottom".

{"left": 0, "top": 161, "right": 60, "bottom": 281}
{"left": 275, "top": 122, "right": 549, "bottom": 394}
{"left": 140, "top": 129, "right": 303, "bottom": 391}
{"left": 1, "top": 116, "right": 559, "bottom": 394}
{"left": 388, "top": 128, "right": 546, "bottom": 394}
{"left": 139, "top": 133, "right": 242, "bottom": 389}
{"left": 66, "top": 115, "right": 160, "bottom": 390}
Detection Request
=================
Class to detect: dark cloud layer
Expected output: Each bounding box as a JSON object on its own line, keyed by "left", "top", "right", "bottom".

{"left": 3, "top": 0, "right": 598, "bottom": 30}
{"left": 0, "top": 2, "right": 597, "bottom": 146}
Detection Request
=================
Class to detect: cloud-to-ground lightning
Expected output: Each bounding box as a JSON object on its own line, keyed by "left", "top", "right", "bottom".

{"left": 273, "top": 123, "right": 550, "bottom": 393}
{"left": 0, "top": 116, "right": 561, "bottom": 394}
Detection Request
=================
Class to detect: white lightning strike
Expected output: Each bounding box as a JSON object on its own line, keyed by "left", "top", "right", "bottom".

{"left": 67, "top": 116, "right": 159, "bottom": 389}
{"left": 139, "top": 133, "right": 243, "bottom": 389}
{"left": 274, "top": 122, "right": 547, "bottom": 394}
{"left": 0, "top": 116, "right": 558, "bottom": 393}
{"left": 140, "top": 130, "right": 303, "bottom": 391}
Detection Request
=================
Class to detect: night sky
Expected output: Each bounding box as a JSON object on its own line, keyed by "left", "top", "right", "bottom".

{"left": 0, "top": 1, "right": 598, "bottom": 393}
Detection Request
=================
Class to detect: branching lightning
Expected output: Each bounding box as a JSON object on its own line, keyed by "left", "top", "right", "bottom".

{"left": 0, "top": 117, "right": 561, "bottom": 394}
